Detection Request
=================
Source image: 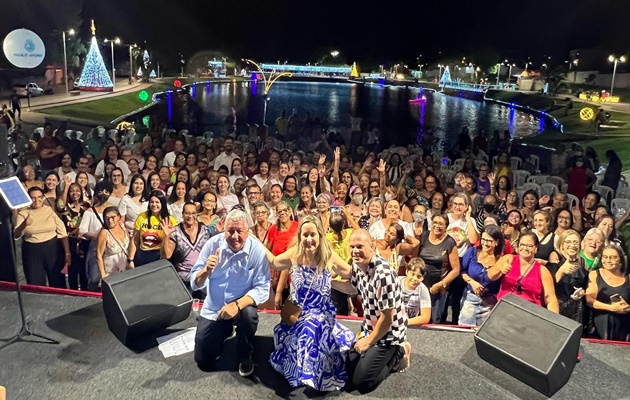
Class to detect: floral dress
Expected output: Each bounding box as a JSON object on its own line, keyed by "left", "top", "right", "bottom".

{"left": 270, "top": 265, "right": 355, "bottom": 391}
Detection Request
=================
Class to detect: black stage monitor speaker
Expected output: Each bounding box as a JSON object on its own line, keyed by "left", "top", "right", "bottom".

{"left": 474, "top": 294, "right": 582, "bottom": 396}
{"left": 102, "top": 260, "right": 193, "bottom": 345}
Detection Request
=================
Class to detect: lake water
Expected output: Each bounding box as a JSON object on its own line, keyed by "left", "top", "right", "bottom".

{"left": 191, "top": 80, "right": 545, "bottom": 152}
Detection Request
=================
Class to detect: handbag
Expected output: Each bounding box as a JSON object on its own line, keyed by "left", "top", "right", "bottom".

{"left": 280, "top": 269, "right": 317, "bottom": 326}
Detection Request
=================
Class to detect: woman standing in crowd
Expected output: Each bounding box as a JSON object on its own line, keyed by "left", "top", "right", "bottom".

{"left": 56, "top": 153, "right": 75, "bottom": 183}
{"left": 14, "top": 187, "right": 70, "bottom": 288}
{"left": 554, "top": 209, "right": 574, "bottom": 248}
{"left": 59, "top": 181, "right": 89, "bottom": 290}
{"left": 229, "top": 158, "right": 246, "bottom": 188}
{"left": 602, "top": 150, "right": 622, "bottom": 195}
{"left": 268, "top": 215, "right": 355, "bottom": 392}
{"left": 326, "top": 208, "right": 360, "bottom": 315}
{"left": 295, "top": 185, "right": 316, "bottom": 220}
{"left": 253, "top": 161, "right": 272, "bottom": 189}
{"left": 582, "top": 228, "right": 606, "bottom": 271}
{"left": 358, "top": 197, "right": 383, "bottom": 230}
{"left": 157, "top": 166, "right": 172, "bottom": 192}
{"left": 489, "top": 233, "right": 559, "bottom": 312}
{"left": 282, "top": 175, "right": 299, "bottom": 210}
{"left": 532, "top": 210, "right": 555, "bottom": 265}
{"left": 147, "top": 171, "right": 161, "bottom": 193}
{"left": 118, "top": 174, "right": 148, "bottom": 237}
{"left": 43, "top": 171, "right": 62, "bottom": 210}
{"left": 95, "top": 144, "right": 130, "bottom": 181}
{"left": 596, "top": 215, "right": 624, "bottom": 249}
{"left": 520, "top": 189, "right": 540, "bottom": 230}
{"left": 346, "top": 186, "right": 366, "bottom": 222}
{"left": 197, "top": 191, "right": 221, "bottom": 233}
{"left": 426, "top": 192, "right": 446, "bottom": 229}
{"left": 374, "top": 223, "right": 420, "bottom": 274}
{"left": 108, "top": 167, "right": 127, "bottom": 207}
{"left": 96, "top": 206, "right": 130, "bottom": 279}
{"left": 186, "top": 153, "right": 199, "bottom": 186}
{"left": 252, "top": 201, "right": 272, "bottom": 242}
{"left": 366, "top": 178, "right": 381, "bottom": 202}
{"left": 418, "top": 213, "right": 460, "bottom": 323}
{"left": 75, "top": 172, "right": 93, "bottom": 203}
{"left": 267, "top": 202, "right": 299, "bottom": 308}
{"left": 244, "top": 152, "right": 259, "bottom": 178}
{"left": 459, "top": 225, "right": 504, "bottom": 326}
{"left": 19, "top": 165, "right": 43, "bottom": 190}
{"left": 491, "top": 151, "right": 513, "bottom": 184}
{"left": 565, "top": 156, "right": 596, "bottom": 204}
{"left": 128, "top": 190, "right": 177, "bottom": 267}
{"left": 548, "top": 230, "right": 588, "bottom": 323}
{"left": 216, "top": 175, "right": 239, "bottom": 212}
{"left": 167, "top": 180, "right": 189, "bottom": 223}
{"left": 79, "top": 181, "right": 113, "bottom": 291}
{"left": 127, "top": 158, "right": 140, "bottom": 182}
{"left": 586, "top": 244, "right": 630, "bottom": 341}
{"left": 497, "top": 190, "right": 519, "bottom": 223}
{"left": 411, "top": 204, "right": 427, "bottom": 238}
{"left": 492, "top": 175, "right": 512, "bottom": 203}
{"left": 141, "top": 155, "right": 158, "bottom": 181}
{"left": 502, "top": 209, "right": 523, "bottom": 250}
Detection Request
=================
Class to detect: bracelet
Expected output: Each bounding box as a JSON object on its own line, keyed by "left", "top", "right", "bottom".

{"left": 127, "top": 259, "right": 133, "bottom": 263}
{"left": 234, "top": 299, "right": 241, "bottom": 312}
{"left": 442, "top": 281, "right": 447, "bottom": 289}
{"left": 65, "top": 252, "right": 71, "bottom": 256}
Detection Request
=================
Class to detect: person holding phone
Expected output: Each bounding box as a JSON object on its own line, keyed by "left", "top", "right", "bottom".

{"left": 585, "top": 244, "right": 630, "bottom": 341}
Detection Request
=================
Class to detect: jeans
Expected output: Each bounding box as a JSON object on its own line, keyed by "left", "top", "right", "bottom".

{"left": 430, "top": 292, "right": 448, "bottom": 323}
{"left": 458, "top": 290, "right": 497, "bottom": 326}
{"left": 194, "top": 306, "right": 259, "bottom": 371}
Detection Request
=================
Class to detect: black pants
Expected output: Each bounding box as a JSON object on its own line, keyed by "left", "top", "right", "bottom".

{"left": 194, "top": 305, "right": 259, "bottom": 371}
{"left": 331, "top": 288, "right": 349, "bottom": 316}
{"left": 22, "top": 238, "right": 66, "bottom": 288}
{"left": 346, "top": 344, "right": 404, "bottom": 393}
{"left": 442, "top": 274, "right": 466, "bottom": 324}
{"left": 68, "top": 237, "right": 88, "bottom": 290}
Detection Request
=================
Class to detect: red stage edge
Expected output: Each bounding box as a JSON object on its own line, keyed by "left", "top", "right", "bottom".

{"left": 2, "top": 280, "right": 630, "bottom": 347}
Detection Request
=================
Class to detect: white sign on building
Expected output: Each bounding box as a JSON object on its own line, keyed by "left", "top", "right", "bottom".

{"left": 3, "top": 28, "right": 46, "bottom": 68}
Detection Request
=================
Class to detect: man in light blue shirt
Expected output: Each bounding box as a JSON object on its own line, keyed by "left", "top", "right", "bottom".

{"left": 190, "top": 209, "right": 270, "bottom": 377}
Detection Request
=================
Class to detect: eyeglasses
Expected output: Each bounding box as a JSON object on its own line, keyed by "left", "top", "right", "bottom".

{"left": 432, "top": 221, "right": 446, "bottom": 227}
{"left": 602, "top": 255, "right": 620, "bottom": 261}
{"left": 255, "top": 211, "right": 269, "bottom": 216}
{"left": 248, "top": 191, "right": 261, "bottom": 196}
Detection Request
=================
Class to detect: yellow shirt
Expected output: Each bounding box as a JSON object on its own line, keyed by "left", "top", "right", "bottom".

{"left": 134, "top": 212, "right": 178, "bottom": 251}
{"left": 326, "top": 228, "right": 353, "bottom": 263}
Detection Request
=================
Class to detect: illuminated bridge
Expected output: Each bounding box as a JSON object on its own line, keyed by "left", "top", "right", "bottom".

{"left": 259, "top": 63, "right": 352, "bottom": 76}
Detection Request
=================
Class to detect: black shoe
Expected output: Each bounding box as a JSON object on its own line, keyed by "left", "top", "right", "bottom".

{"left": 238, "top": 357, "right": 254, "bottom": 377}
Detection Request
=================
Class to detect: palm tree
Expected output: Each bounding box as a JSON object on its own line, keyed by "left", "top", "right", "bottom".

{"left": 541, "top": 65, "right": 568, "bottom": 97}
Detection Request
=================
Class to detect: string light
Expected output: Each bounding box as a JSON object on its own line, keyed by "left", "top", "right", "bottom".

{"left": 77, "top": 36, "right": 114, "bottom": 91}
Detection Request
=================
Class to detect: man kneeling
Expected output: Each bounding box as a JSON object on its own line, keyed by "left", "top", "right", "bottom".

{"left": 190, "top": 209, "right": 270, "bottom": 377}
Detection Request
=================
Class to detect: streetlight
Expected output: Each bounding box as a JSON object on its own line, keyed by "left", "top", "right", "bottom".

{"left": 127, "top": 44, "right": 138, "bottom": 83}
{"left": 331, "top": 50, "right": 339, "bottom": 58}
{"left": 507, "top": 63, "right": 515, "bottom": 84}
{"left": 496, "top": 63, "right": 501, "bottom": 85}
{"left": 104, "top": 37, "right": 121, "bottom": 90}
{"left": 438, "top": 64, "right": 444, "bottom": 82}
{"left": 608, "top": 54, "right": 626, "bottom": 96}
{"left": 62, "top": 28, "right": 75, "bottom": 94}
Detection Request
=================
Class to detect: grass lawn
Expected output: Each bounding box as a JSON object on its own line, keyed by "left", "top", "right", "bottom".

{"left": 38, "top": 82, "right": 176, "bottom": 123}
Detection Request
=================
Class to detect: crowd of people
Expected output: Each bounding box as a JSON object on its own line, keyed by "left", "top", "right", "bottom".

{"left": 8, "top": 114, "right": 630, "bottom": 392}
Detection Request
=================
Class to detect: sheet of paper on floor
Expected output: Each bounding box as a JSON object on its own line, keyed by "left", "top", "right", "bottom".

{"left": 157, "top": 327, "right": 197, "bottom": 358}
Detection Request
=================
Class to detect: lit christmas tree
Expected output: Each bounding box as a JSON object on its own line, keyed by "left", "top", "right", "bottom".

{"left": 77, "top": 20, "right": 113, "bottom": 92}
{"left": 440, "top": 66, "right": 452, "bottom": 85}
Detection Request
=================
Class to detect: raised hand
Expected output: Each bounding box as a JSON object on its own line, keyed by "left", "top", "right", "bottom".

{"left": 205, "top": 248, "right": 221, "bottom": 276}
{"left": 334, "top": 147, "right": 340, "bottom": 161}
{"left": 488, "top": 172, "right": 496, "bottom": 185}
{"left": 539, "top": 195, "right": 550, "bottom": 205}
{"left": 377, "top": 159, "right": 386, "bottom": 174}
{"left": 318, "top": 154, "right": 326, "bottom": 166}
{"left": 64, "top": 174, "right": 73, "bottom": 186}
{"left": 363, "top": 156, "right": 374, "bottom": 168}
{"left": 288, "top": 162, "right": 296, "bottom": 176}
{"left": 160, "top": 218, "right": 175, "bottom": 237}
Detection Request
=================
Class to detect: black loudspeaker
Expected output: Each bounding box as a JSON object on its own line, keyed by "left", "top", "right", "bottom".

{"left": 474, "top": 294, "right": 582, "bottom": 396}
{"left": 102, "top": 260, "right": 193, "bottom": 345}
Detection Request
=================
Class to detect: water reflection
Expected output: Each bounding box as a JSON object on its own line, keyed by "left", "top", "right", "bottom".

{"left": 194, "top": 81, "right": 544, "bottom": 148}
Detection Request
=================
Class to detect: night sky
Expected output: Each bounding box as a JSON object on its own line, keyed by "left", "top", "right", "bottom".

{"left": 2, "top": 0, "right": 630, "bottom": 72}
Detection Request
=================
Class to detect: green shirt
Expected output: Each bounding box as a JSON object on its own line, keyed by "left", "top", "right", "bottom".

{"left": 282, "top": 193, "right": 299, "bottom": 210}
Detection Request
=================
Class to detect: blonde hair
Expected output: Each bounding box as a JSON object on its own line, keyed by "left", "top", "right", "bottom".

{"left": 555, "top": 229, "right": 581, "bottom": 256}
{"left": 295, "top": 215, "right": 333, "bottom": 274}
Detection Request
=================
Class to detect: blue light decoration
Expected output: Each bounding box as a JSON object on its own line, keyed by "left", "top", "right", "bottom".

{"left": 206, "top": 82, "right": 210, "bottom": 94}
{"left": 509, "top": 105, "right": 515, "bottom": 131}
{"left": 77, "top": 36, "right": 114, "bottom": 92}
{"left": 167, "top": 91, "right": 173, "bottom": 126}
{"left": 251, "top": 79, "right": 257, "bottom": 95}
{"left": 259, "top": 64, "right": 351, "bottom": 74}
{"left": 191, "top": 83, "right": 196, "bottom": 98}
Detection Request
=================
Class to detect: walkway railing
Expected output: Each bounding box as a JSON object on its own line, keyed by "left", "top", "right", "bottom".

{"left": 440, "top": 82, "right": 515, "bottom": 93}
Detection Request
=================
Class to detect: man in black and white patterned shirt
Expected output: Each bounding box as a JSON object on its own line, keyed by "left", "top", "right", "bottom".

{"left": 345, "top": 229, "right": 408, "bottom": 393}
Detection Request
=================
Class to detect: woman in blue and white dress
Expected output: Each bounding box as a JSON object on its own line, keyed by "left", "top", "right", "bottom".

{"left": 268, "top": 215, "right": 356, "bottom": 392}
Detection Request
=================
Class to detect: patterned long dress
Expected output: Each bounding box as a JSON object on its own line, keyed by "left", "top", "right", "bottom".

{"left": 270, "top": 265, "right": 355, "bottom": 391}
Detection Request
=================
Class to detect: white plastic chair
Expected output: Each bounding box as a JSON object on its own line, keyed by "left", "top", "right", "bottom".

{"left": 492, "top": 155, "right": 498, "bottom": 167}
{"left": 275, "top": 139, "right": 285, "bottom": 150}
{"left": 237, "top": 134, "right": 249, "bottom": 143}
{"left": 529, "top": 154, "right": 540, "bottom": 171}
{"left": 566, "top": 193, "right": 579, "bottom": 210}
{"left": 249, "top": 124, "right": 259, "bottom": 137}
{"left": 516, "top": 189, "right": 526, "bottom": 203}
{"left": 597, "top": 185, "right": 614, "bottom": 206}
{"left": 547, "top": 176, "right": 565, "bottom": 188}
{"left": 540, "top": 183, "right": 558, "bottom": 197}
{"left": 521, "top": 182, "right": 541, "bottom": 197}
{"left": 510, "top": 156, "right": 522, "bottom": 170}
{"left": 527, "top": 175, "right": 549, "bottom": 185}
{"left": 452, "top": 158, "right": 465, "bottom": 171}
{"left": 513, "top": 170, "right": 531, "bottom": 188}
{"left": 612, "top": 198, "right": 630, "bottom": 216}
{"left": 561, "top": 183, "right": 568, "bottom": 193}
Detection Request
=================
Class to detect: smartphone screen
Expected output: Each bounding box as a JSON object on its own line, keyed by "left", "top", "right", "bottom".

{"left": 610, "top": 294, "right": 623, "bottom": 303}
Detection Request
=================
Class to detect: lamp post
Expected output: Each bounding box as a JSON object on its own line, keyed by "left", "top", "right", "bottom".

{"left": 496, "top": 63, "right": 501, "bottom": 85}
{"left": 128, "top": 44, "right": 137, "bottom": 83}
{"left": 62, "top": 28, "right": 75, "bottom": 94}
{"left": 608, "top": 55, "right": 626, "bottom": 96}
{"left": 507, "top": 63, "right": 515, "bottom": 84}
{"left": 104, "top": 37, "right": 121, "bottom": 90}
{"left": 438, "top": 64, "right": 443, "bottom": 82}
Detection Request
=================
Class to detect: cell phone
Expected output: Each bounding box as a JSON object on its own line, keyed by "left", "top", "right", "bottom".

{"left": 330, "top": 206, "right": 342, "bottom": 213}
{"left": 610, "top": 294, "right": 623, "bottom": 303}
{"left": 442, "top": 157, "right": 448, "bottom": 165}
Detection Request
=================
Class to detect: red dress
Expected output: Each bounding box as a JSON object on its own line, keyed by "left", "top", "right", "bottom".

{"left": 497, "top": 256, "right": 544, "bottom": 307}
{"left": 567, "top": 167, "right": 588, "bottom": 203}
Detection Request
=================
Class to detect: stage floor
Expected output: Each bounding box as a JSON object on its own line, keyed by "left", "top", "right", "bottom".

{"left": 1, "top": 290, "right": 630, "bottom": 400}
